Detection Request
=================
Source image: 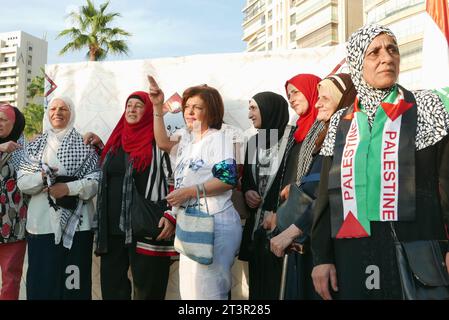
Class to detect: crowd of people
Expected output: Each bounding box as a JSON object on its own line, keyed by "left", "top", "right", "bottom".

{"left": 0, "top": 24, "right": 447, "bottom": 300}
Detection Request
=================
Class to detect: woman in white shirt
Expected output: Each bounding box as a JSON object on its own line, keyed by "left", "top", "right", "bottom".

{"left": 17, "top": 96, "right": 100, "bottom": 300}
{"left": 148, "top": 76, "right": 242, "bottom": 300}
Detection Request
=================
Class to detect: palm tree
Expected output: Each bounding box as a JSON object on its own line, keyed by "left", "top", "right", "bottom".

{"left": 57, "top": 0, "right": 131, "bottom": 61}
{"left": 27, "top": 69, "right": 45, "bottom": 100}
{"left": 23, "top": 72, "right": 45, "bottom": 139}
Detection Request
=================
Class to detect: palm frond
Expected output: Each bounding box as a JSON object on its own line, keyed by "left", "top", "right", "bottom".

{"left": 58, "top": 0, "right": 131, "bottom": 60}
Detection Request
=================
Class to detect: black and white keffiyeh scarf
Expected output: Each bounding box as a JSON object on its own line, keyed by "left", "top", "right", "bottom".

{"left": 20, "top": 128, "right": 100, "bottom": 249}
{"left": 321, "top": 24, "right": 449, "bottom": 156}
{"left": 348, "top": 24, "right": 397, "bottom": 125}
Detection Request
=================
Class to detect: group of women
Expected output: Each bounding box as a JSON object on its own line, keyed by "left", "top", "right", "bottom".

{"left": 0, "top": 23, "right": 447, "bottom": 300}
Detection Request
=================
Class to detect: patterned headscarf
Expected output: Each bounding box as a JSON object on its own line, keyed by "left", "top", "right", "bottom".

{"left": 321, "top": 25, "right": 449, "bottom": 157}
{"left": 346, "top": 24, "right": 397, "bottom": 125}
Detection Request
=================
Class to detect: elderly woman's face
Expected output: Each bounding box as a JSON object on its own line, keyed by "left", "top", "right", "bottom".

{"left": 0, "top": 111, "right": 14, "bottom": 138}
{"left": 49, "top": 99, "right": 71, "bottom": 129}
{"left": 316, "top": 85, "right": 338, "bottom": 122}
{"left": 287, "top": 83, "right": 309, "bottom": 116}
{"left": 362, "top": 34, "right": 400, "bottom": 89}
{"left": 125, "top": 98, "right": 146, "bottom": 124}
{"left": 248, "top": 99, "right": 262, "bottom": 129}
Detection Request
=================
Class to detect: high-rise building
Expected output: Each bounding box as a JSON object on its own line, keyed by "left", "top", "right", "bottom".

{"left": 242, "top": 0, "right": 363, "bottom": 52}
{"left": 0, "top": 31, "right": 48, "bottom": 109}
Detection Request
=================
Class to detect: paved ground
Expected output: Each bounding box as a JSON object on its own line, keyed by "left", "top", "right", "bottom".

{"left": 13, "top": 249, "right": 249, "bottom": 300}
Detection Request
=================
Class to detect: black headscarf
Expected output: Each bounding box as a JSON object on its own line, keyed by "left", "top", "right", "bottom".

{"left": 252, "top": 91, "right": 289, "bottom": 148}
{"left": 0, "top": 105, "right": 25, "bottom": 144}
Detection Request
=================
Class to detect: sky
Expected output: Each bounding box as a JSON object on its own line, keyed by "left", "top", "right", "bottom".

{"left": 1, "top": 0, "right": 247, "bottom": 64}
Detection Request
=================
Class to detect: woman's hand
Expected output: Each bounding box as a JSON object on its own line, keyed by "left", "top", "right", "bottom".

{"left": 280, "top": 184, "right": 291, "bottom": 201}
{"left": 262, "top": 211, "right": 277, "bottom": 231}
{"left": 312, "top": 264, "right": 339, "bottom": 300}
{"left": 0, "top": 141, "right": 21, "bottom": 153}
{"left": 270, "top": 224, "right": 302, "bottom": 257}
{"left": 41, "top": 167, "right": 58, "bottom": 182}
{"left": 156, "top": 217, "right": 175, "bottom": 241}
{"left": 49, "top": 183, "right": 69, "bottom": 199}
{"left": 166, "top": 187, "right": 195, "bottom": 207}
{"left": 83, "top": 132, "right": 104, "bottom": 148}
{"left": 244, "top": 190, "right": 262, "bottom": 208}
{"left": 148, "top": 76, "right": 165, "bottom": 113}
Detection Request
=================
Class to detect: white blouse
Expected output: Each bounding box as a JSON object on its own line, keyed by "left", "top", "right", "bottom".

{"left": 17, "top": 143, "right": 98, "bottom": 236}
{"left": 171, "top": 128, "right": 235, "bottom": 215}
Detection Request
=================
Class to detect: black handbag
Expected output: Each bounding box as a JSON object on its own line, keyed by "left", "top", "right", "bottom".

{"left": 48, "top": 175, "right": 79, "bottom": 210}
{"left": 276, "top": 173, "right": 320, "bottom": 233}
{"left": 131, "top": 182, "right": 167, "bottom": 239}
{"left": 391, "top": 224, "right": 449, "bottom": 300}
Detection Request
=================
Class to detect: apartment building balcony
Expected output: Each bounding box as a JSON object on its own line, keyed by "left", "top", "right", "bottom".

{"left": 243, "top": 18, "right": 266, "bottom": 42}
{"left": 0, "top": 78, "right": 17, "bottom": 86}
{"left": 0, "top": 46, "right": 17, "bottom": 54}
{"left": 243, "top": 0, "right": 266, "bottom": 26}
{"left": 0, "top": 94, "right": 16, "bottom": 102}
{"left": 0, "top": 70, "right": 17, "bottom": 77}
{"left": 0, "top": 62, "right": 17, "bottom": 69}
{"left": 0, "top": 87, "right": 17, "bottom": 94}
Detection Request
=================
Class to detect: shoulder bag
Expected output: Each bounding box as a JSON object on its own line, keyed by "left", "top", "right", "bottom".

{"left": 174, "top": 183, "right": 214, "bottom": 265}
{"left": 391, "top": 223, "right": 449, "bottom": 300}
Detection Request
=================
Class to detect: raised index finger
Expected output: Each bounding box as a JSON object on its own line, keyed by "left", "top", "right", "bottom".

{"left": 147, "top": 75, "right": 160, "bottom": 90}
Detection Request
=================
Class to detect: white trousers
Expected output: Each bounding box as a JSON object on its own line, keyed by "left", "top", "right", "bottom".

{"left": 179, "top": 206, "right": 242, "bottom": 300}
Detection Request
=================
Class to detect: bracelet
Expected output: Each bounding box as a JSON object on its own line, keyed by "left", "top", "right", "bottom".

{"left": 154, "top": 112, "right": 163, "bottom": 117}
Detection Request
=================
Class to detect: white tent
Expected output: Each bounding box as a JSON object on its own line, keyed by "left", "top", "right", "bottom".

{"left": 45, "top": 45, "right": 347, "bottom": 142}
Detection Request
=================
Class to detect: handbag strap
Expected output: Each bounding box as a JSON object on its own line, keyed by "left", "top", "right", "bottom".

{"left": 196, "top": 183, "right": 210, "bottom": 215}
{"left": 0, "top": 152, "right": 12, "bottom": 169}
{"left": 299, "top": 173, "right": 320, "bottom": 185}
{"left": 389, "top": 221, "right": 400, "bottom": 242}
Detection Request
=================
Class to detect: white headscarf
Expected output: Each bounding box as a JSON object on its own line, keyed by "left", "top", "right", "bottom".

{"left": 44, "top": 96, "right": 76, "bottom": 164}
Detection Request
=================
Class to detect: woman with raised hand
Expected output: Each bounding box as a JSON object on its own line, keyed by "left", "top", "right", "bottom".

{"left": 149, "top": 76, "right": 241, "bottom": 300}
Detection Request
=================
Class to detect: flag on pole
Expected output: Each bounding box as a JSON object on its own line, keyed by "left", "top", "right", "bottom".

{"left": 421, "top": 0, "right": 449, "bottom": 89}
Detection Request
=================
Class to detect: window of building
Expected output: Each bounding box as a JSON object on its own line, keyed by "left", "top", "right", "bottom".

{"left": 27, "top": 70, "right": 31, "bottom": 74}
{"left": 261, "top": 15, "right": 266, "bottom": 25}
{"left": 12, "top": 57, "right": 15, "bottom": 62}
{"left": 290, "top": 30, "right": 296, "bottom": 42}
{"left": 366, "top": 0, "right": 424, "bottom": 24}
{"left": 268, "top": 42, "right": 273, "bottom": 50}
{"left": 268, "top": 10, "right": 272, "bottom": 20}
{"left": 28, "top": 60, "right": 32, "bottom": 66}
{"left": 3, "top": 57, "right": 8, "bottom": 62}
{"left": 290, "top": 13, "right": 296, "bottom": 25}
{"left": 29, "top": 46, "right": 33, "bottom": 51}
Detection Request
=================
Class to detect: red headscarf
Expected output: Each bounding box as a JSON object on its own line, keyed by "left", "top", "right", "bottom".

{"left": 285, "top": 74, "right": 321, "bottom": 143}
{"left": 101, "top": 91, "right": 154, "bottom": 172}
